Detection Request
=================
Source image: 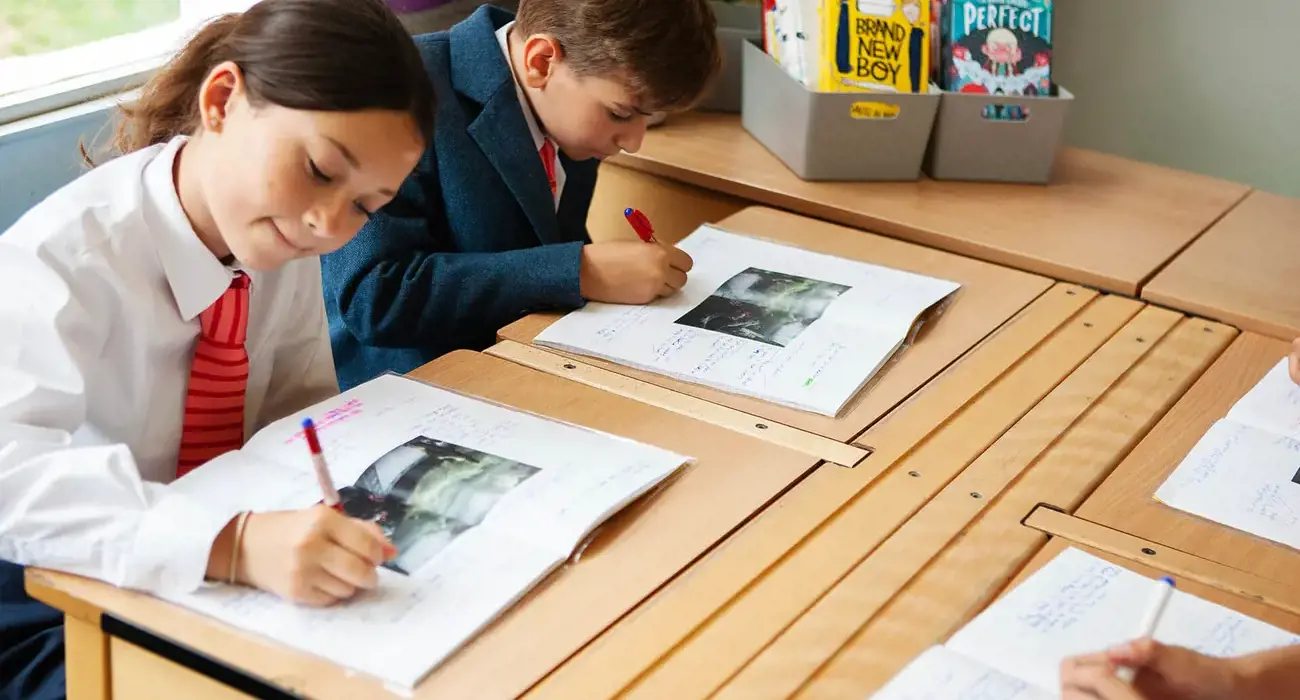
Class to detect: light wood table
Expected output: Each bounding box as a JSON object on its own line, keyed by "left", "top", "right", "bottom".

{"left": 612, "top": 112, "right": 1251, "bottom": 295}
{"left": 1068, "top": 333, "right": 1300, "bottom": 600}
{"left": 495, "top": 205, "right": 1052, "bottom": 444}
{"left": 26, "top": 351, "right": 825, "bottom": 700}
{"left": 523, "top": 294, "right": 1236, "bottom": 699}
{"left": 1143, "top": 191, "right": 1300, "bottom": 341}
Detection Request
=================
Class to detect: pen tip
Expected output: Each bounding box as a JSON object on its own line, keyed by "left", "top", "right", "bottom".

{"left": 301, "top": 417, "right": 314, "bottom": 429}
{"left": 624, "top": 207, "right": 633, "bottom": 215}
{"left": 1159, "top": 576, "right": 1176, "bottom": 587}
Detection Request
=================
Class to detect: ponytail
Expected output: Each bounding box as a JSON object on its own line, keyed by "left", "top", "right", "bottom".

{"left": 83, "top": 0, "right": 435, "bottom": 166}
{"left": 112, "top": 15, "right": 242, "bottom": 157}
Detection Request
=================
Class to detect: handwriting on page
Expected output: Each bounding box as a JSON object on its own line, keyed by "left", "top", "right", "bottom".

{"left": 1017, "top": 564, "right": 1123, "bottom": 633}
{"left": 1247, "top": 483, "right": 1299, "bottom": 526}
{"left": 872, "top": 646, "right": 1051, "bottom": 700}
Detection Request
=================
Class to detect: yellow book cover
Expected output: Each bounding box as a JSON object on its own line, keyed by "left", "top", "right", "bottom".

{"left": 818, "top": 0, "right": 930, "bottom": 93}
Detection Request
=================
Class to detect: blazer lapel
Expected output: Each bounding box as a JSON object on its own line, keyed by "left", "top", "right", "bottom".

{"left": 451, "top": 6, "right": 561, "bottom": 245}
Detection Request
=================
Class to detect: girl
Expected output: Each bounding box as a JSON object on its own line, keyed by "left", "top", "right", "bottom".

{"left": 0, "top": 1, "right": 435, "bottom": 697}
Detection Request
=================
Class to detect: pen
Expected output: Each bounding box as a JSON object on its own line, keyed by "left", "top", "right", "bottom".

{"left": 301, "top": 417, "right": 343, "bottom": 510}
{"left": 623, "top": 207, "right": 657, "bottom": 243}
{"left": 1116, "top": 575, "right": 1176, "bottom": 683}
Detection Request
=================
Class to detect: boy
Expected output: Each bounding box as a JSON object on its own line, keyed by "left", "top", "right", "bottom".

{"left": 323, "top": 0, "right": 722, "bottom": 389}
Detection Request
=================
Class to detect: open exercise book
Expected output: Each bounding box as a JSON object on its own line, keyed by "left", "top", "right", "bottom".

{"left": 534, "top": 226, "right": 961, "bottom": 417}
{"left": 1154, "top": 358, "right": 1300, "bottom": 549}
{"left": 872, "top": 547, "right": 1300, "bottom": 699}
{"left": 159, "top": 373, "right": 691, "bottom": 690}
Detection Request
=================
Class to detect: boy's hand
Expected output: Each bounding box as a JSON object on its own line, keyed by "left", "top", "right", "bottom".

{"left": 235, "top": 506, "right": 395, "bottom": 606}
{"left": 579, "top": 241, "right": 693, "bottom": 304}
{"left": 1061, "top": 639, "right": 1242, "bottom": 700}
{"left": 1289, "top": 337, "right": 1299, "bottom": 385}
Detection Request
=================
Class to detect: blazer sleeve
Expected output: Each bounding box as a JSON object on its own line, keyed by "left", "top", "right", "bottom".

{"left": 324, "top": 153, "right": 586, "bottom": 350}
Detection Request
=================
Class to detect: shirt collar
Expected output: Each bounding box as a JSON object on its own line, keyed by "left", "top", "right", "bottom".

{"left": 495, "top": 21, "right": 547, "bottom": 152}
{"left": 142, "top": 135, "right": 241, "bottom": 322}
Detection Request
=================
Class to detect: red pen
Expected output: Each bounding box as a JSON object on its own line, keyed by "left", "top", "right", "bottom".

{"left": 624, "top": 207, "right": 657, "bottom": 243}
{"left": 301, "top": 418, "right": 343, "bottom": 510}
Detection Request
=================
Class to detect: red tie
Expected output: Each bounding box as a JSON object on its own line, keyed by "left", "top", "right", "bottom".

{"left": 176, "top": 272, "right": 251, "bottom": 477}
{"left": 539, "top": 138, "right": 557, "bottom": 196}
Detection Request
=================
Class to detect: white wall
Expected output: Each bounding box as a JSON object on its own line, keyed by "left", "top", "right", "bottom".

{"left": 1054, "top": 0, "right": 1299, "bottom": 197}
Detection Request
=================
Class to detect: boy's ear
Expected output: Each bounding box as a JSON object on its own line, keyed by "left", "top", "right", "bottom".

{"left": 520, "top": 34, "right": 564, "bottom": 88}
{"left": 198, "top": 60, "right": 247, "bottom": 134}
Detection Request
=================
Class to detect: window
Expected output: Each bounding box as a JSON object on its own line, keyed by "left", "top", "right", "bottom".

{"left": 0, "top": 0, "right": 256, "bottom": 125}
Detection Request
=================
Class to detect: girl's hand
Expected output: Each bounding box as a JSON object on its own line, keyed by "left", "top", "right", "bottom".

{"left": 236, "top": 505, "right": 396, "bottom": 606}
{"left": 1288, "top": 337, "right": 1299, "bottom": 385}
{"left": 1061, "top": 639, "right": 1242, "bottom": 700}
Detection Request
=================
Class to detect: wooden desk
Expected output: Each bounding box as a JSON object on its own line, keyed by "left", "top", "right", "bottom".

{"left": 26, "top": 351, "right": 824, "bottom": 700}
{"left": 523, "top": 294, "right": 1234, "bottom": 699}
{"left": 496, "top": 205, "right": 1052, "bottom": 443}
{"left": 1073, "top": 333, "right": 1300, "bottom": 594}
{"left": 1144, "top": 191, "right": 1300, "bottom": 341}
{"left": 611, "top": 112, "right": 1251, "bottom": 295}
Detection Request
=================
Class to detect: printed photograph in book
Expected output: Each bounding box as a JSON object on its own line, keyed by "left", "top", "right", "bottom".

{"left": 339, "top": 436, "right": 540, "bottom": 575}
{"left": 943, "top": 0, "right": 1052, "bottom": 95}
{"left": 675, "top": 267, "right": 850, "bottom": 348}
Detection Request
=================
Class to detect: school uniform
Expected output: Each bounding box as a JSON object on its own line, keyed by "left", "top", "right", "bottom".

{"left": 0, "top": 136, "right": 339, "bottom": 699}
{"left": 322, "top": 4, "right": 600, "bottom": 391}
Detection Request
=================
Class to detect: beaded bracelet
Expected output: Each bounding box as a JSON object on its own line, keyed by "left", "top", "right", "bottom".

{"left": 229, "top": 511, "right": 251, "bottom": 585}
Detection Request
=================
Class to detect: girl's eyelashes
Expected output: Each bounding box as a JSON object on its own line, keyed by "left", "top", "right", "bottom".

{"left": 354, "top": 202, "right": 373, "bottom": 216}
{"left": 608, "top": 109, "right": 633, "bottom": 122}
{"left": 308, "top": 159, "right": 333, "bottom": 184}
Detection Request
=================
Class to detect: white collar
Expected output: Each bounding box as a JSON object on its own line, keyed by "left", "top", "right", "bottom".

{"left": 142, "top": 135, "right": 243, "bottom": 322}
{"left": 495, "top": 21, "right": 548, "bottom": 153}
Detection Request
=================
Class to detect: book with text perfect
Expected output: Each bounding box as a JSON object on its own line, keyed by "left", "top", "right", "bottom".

{"left": 159, "top": 373, "right": 691, "bottom": 689}
{"left": 533, "top": 225, "right": 961, "bottom": 417}
{"left": 1153, "top": 358, "right": 1300, "bottom": 549}
{"left": 871, "top": 547, "right": 1299, "bottom": 699}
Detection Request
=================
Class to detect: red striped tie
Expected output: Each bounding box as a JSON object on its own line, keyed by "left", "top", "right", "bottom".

{"left": 176, "top": 272, "right": 251, "bottom": 477}
{"left": 540, "top": 138, "right": 557, "bottom": 196}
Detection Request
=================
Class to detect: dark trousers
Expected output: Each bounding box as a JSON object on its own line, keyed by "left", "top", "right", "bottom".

{"left": 0, "top": 560, "right": 66, "bottom": 700}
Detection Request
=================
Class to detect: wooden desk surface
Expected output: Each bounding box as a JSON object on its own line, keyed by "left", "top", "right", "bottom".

{"left": 1143, "top": 190, "right": 1300, "bottom": 341}
{"left": 610, "top": 112, "right": 1251, "bottom": 295}
{"left": 26, "top": 351, "right": 822, "bottom": 700}
{"left": 523, "top": 293, "right": 1234, "bottom": 700}
{"left": 1076, "top": 332, "right": 1300, "bottom": 586}
{"left": 498, "top": 205, "right": 1052, "bottom": 443}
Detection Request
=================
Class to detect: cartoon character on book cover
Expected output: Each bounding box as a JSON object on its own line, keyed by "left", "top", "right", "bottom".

{"left": 943, "top": 0, "right": 1051, "bottom": 95}
{"left": 822, "top": 0, "right": 930, "bottom": 93}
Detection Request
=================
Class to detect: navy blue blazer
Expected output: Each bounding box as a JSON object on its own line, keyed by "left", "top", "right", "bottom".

{"left": 322, "top": 5, "right": 599, "bottom": 390}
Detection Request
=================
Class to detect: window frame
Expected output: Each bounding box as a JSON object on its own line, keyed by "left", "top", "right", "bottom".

{"left": 0, "top": 0, "right": 257, "bottom": 127}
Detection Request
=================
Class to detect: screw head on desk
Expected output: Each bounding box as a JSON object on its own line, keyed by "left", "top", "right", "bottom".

{"left": 908, "top": 471, "right": 920, "bottom": 477}
{"left": 756, "top": 423, "right": 769, "bottom": 430}
{"left": 1141, "top": 547, "right": 1157, "bottom": 556}
{"left": 563, "top": 363, "right": 576, "bottom": 370}
{"left": 1137, "top": 337, "right": 1146, "bottom": 343}
{"left": 1084, "top": 322, "right": 1094, "bottom": 328}
{"left": 970, "top": 492, "right": 983, "bottom": 499}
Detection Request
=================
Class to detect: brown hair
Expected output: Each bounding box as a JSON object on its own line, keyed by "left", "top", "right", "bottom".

{"left": 86, "top": 0, "right": 434, "bottom": 164}
{"left": 514, "top": 0, "right": 722, "bottom": 112}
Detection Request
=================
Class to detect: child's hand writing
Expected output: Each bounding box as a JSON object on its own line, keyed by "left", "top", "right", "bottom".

{"left": 233, "top": 506, "right": 396, "bottom": 607}
{"left": 1060, "top": 639, "right": 1242, "bottom": 700}
{"left": 579, "top": 241, "right": 693, "bottom": 305}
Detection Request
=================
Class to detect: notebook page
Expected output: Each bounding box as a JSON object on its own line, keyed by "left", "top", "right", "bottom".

{"left": 534, "top": 226, "right": 960, "bottom": 416}
{"left": 1224, "top": 358, "right": 1300, "bottom": 443}
{"left": 870, "top": 645, "right": 1052, "bottom": 700}
{"left": 166, "top": 373, "right": 690, "bottom": 688}
{"left": 946, "top": 547, "right": 1300, "bottom": 693}
{"left": 1153, "top": 419, "right": 1300, "bottom": 549}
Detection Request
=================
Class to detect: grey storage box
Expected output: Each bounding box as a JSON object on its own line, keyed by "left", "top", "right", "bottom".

{"left": 924, "top": 87, "right": 1074, "bottom": 183}
{"left": 697, "top": 1, "right": 763, "bottom": 113}
{"left": 740, "top": 40, "right": 940, "bottom": 182}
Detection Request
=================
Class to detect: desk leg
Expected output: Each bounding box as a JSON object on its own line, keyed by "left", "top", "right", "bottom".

{"left": 64, "top": 615, "right": 110, "bottom": 700}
